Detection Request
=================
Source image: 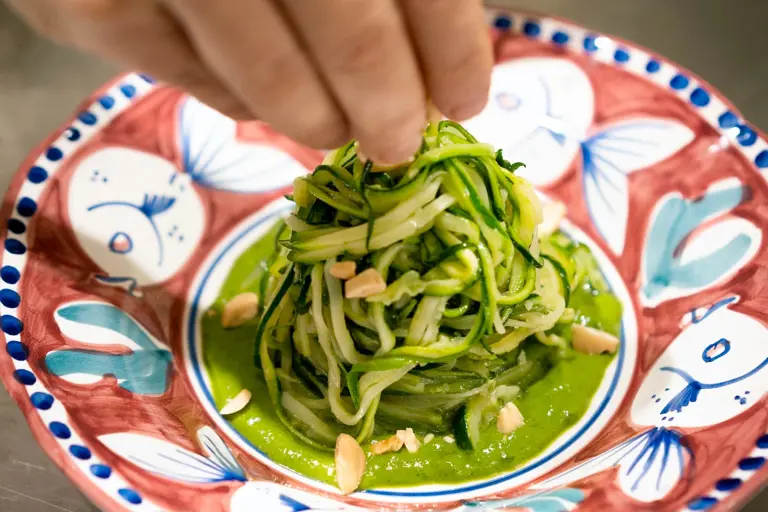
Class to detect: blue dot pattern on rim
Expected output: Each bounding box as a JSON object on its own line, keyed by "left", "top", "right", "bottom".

{"left": 688, "top": 496, "right": 718, "bottom": 510}
{"left": 1, "top": 265, "right": 20, "bottom": 284}
{"left": 7, "top": 219, "right": 25, "bottom": 235}
{"left": 493, "top": 15, "right": 512, "bottom": 30}
{"left": 121, "top": 84, "right": 137, "bottom": 98}
{"left": 737, "top": 126, "right": 757, "bottom": 146}
{"left": 583, "top": 35, "right": 598, "bottom": 52}
{"left": 718, "top": 111, "right": 739, "bottom": 129}
{"left": 13, "top": 369, "right": 36, "bottom": 385}
{"left": 2, "top": 46, "right": 766, "bottom": 511}
{"left": 690, "top": 88, "right": 710, "bottom": 107}
{"left": 715, "top": 478, "right": 742, "bottom": 492}
{"left": 3, "top": 75, "right": 155, "bottom": 511}
{"left": 50, "top": 421, "right": 72, "bottom": 439}
{"left": 66, "top": 128, "right": 81, "bottom": 142}
{"left": 91, "top": 464, "right": 112, "bottom": 479}
{"left": 0, "top": 289, "right": 20, "bottom": 308}
{"left": 70, "top": 445, "right": 92, "bottom": 460}
{"left": 670, "top": 74, "right": 690, "bottom": 90}
{"left": 118, "top": 489, "right": 143, "bottom": 505}
{"left": 30, "top": 392, "right": 54, "bottom": 410}
{"left": 99, "top": 95, "right": 115, "bottom": 109}
{"left": 552, "top": 31, "right": 569, "bottom": 45}
{"left": 738, "top": 457, "right": 766, "bottom": 471}
{"left": 27, "top": 166, "right": 48, "bottom": 183}
{"left": 6, "top": 341, "right": 28, "bottom": 361}
{"left": 1, "top": 315, "right": 23, "bottom": 335}
{"left": 646, "top": 59, "right": 661, "bottom": 73}
{"left": 46, "top": 147, "right": 63, "bottom": 161}
{"left": 139, "top": 73, "right": 155, "bottom": 84}
{"left": 4, "top": 239, "right": 25, "bottom": 255}
{"left": 755, "top": 150, "right": 768, "bottom": 169}
{"left": 523, "top": 21, "right": 540, "bottom": 37}
{"left": 614, "top": 48, "right": 630, "bottom": 62}
{"left": 78, "top": 112, "right": 97, "bottom": 125}
{"left": 17, "top": 197, "right": 37, "bottom": 217}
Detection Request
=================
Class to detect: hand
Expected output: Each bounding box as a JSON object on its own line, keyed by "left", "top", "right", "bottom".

{"left": 7, "top": 0, "right": 492, "bottom": 163}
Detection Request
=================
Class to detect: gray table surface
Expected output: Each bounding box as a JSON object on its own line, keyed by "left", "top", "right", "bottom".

{"left": 1, "top": 1, "right": 766, "bottom": 511}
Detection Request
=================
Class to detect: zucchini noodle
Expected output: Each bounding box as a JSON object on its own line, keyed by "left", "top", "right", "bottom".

{"left": 253, "top": 121, "right": 621, "bottom": 451}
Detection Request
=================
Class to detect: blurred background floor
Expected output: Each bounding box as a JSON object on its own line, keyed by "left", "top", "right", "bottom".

{"left": 1, "top": 0, "right": 766, "bottom": 510}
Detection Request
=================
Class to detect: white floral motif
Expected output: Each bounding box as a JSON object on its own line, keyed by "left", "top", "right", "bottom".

{"left": 100, "top": 427, "right": 350, "bottom": 511}
{"left": 67, "top": 97, "right": 308, "bottom": 288}
{"left": 464, "top": 57, "right": 694, "bottom": 253}
{"left": 535, "top": 297, "right": 768, "bottom": 502}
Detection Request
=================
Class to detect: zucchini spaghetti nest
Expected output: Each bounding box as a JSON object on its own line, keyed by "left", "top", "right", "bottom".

{"left": 252, "top": 120, "right": 621, "bottom": 459}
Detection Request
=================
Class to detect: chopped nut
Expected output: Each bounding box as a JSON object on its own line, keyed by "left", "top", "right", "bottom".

{"left": 344, "top": 268, "right": 387, "bottom": 299}
{"left": 497, "top": 402, "right": 525, "bottom": 434}
{"left": 335, "top": 433, "right": 366, "bottom": 495}
{"left": 396, "top": 428, "right": 421, "bottom": 453}
{"left": 539, "top": 200, "right": 567, "bottom": 236}
{"left": 423, "top": 433, "right": 435, "bottom": 444}
{"left": 370, "top": 434, "right": 403, "bottom": 455}
{"left": 572, "top": 325, "right": 620, "bottom": 355}
{"left": 443, "top": 436, "right": 455, "bottom": 444}
{"left": 330, "top": 261, "right": 357, "bottom": 280}
{"left": 220, "top": 389, "right": 252, "bottom": 415}
{"left": 221, "top": 292, "right": 260, "bottom": 328}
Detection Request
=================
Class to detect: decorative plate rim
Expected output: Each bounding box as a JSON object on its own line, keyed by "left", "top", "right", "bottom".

{"left": 0, "top": 7, "right": 766, "bottom": 511}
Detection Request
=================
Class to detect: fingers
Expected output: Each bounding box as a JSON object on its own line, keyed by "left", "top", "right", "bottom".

{"left": 281, "top": 0, "right": 426, "bottom": 164}
{"left": 6, "top": 0, "right": 251, "bottom": 119}
{"left": 162, "top": 0, "right": 349, "bottom": 149}
{"left": 8, "top": 0, "right": 493, "bottom": 159}
{"left": 399, "top": 0, "right": 492, "bottom": 121}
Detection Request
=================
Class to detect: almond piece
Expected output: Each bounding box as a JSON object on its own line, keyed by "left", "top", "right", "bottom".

{"left": 335, "top": 433, "right": 366, "bottom": 495}
{"left": 330, "top": 261, "right": 357, "bottom": 280}
{"left": 443, "top": 436, "right": 455, "bottom": 444}
{"left": 344, "top": 268, "right": 387, "bottom": 299}
{"left": 497, "top": 402, "right": 525, "bottom": 434}
{"left": 221, "top": 292, "right": 260, "bottom": 328}
{"left": 423, "top": 433, "right": 435, "bottom": 444}
{"left": 539, "top": 200, "right": 567, "bottom": 237}
{"left": 396, "top": 428, "right": 421, "bottom": 453}
{"left": 572, "top": 325, "right": 620, "bottom": 355}
{"left": 220, "top": 389, "right": 252, "bottom": 415}
{"left": 370, "top": 434, "right": 403, "bottom": 455}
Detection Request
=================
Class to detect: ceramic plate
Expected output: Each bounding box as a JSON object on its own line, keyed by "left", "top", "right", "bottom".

{"left": 2, "top": 7, "right": 768, "bottom": 512}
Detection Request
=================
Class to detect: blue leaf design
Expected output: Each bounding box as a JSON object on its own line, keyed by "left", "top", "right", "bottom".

{"left": 197, "top": 426, "right": 246, "bottom": 482}
{"left": 621, "top": 428, "right": 689, "bottom": 493}
{"left": 46, "top": 350, "right": 172, "bottom": 395}
{"left": 47, "top": 302, "right": 172, "bottom": 395}
{"left": 660, "top": 380, "right": 702, "bottom": 415}
{"left": 100, "top": 431, "right": 246, "bottom": 484}
{"left": 581, "top": 118, "right": 693, "bottom": 254}
{"left": 139, "top": 193, "right": 176, "bottom": 218}
{"left": 178, "top": 97, "right": 306, "bottom": 193}
{"left": 643, "top": 184, "right": 753, "bottom": 301}
{"left": 534, "top": 428, "right": 691, "bottom": 502}
{"left": 463, "top": 487, "right": 585, "bottom": 511}
{"left": 279, "top": 494, "right": 311, "bottom": 511}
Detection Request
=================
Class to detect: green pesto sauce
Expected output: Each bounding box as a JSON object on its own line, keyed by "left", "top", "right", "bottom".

{"left": 202, "top": 230, "right": 614, "bottom": 489}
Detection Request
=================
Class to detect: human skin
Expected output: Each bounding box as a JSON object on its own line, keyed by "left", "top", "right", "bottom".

{"left": 5, "top": 0, "right": 493, "bottom": 164}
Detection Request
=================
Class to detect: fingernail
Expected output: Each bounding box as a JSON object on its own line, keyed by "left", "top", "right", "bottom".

{"left": 367, "top": 134, "right": 421, "bottom": 166}
{"left": 446, "top": 97, "right": 488, "bottom": 121}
